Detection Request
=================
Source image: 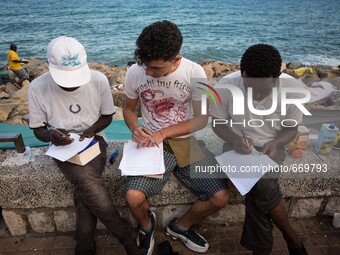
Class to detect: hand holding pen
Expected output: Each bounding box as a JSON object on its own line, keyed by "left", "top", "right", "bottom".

{"left": 233, "top": 128, "right": 253, "bottom": 154}
{"left": 43, "top": 122, "right": 73, "bottom": 146}
{"left": 240, "top": 129, "right": 253, "bottom": 155}
{"left": 141, "top": 128, "right": 159, "bottom": 148}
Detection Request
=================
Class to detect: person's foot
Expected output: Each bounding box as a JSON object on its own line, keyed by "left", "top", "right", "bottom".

{"left": 137, "top": 211, "right": 156, "bottom": 255}
{"left": 166, "top": 218, "right": 209, "bottom": 253}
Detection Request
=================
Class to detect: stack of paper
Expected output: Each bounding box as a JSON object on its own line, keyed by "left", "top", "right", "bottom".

{"left": 119, "top": 140, "right": 165, "bottom": 177}
{"left": 215, "top": 149, "right": 278, "bottom": 195}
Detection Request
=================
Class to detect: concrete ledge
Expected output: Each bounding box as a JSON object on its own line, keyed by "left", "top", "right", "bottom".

{"left": 1, "top": 132, "right": 340, "bottom": 235}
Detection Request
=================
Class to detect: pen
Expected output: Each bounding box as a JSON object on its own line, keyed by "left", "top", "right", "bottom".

{"left": 240, "top": 129, "right": 253, "bottom": 155}
{"left": 141, "top": 128, "right": 159, "bottom": 148}
{"left": 43, "top": 122, "right": 68, "bottom": 138}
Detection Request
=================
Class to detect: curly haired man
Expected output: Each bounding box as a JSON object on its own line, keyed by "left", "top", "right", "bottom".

{"left": 123, "top": 20, "right": 230, "bottom": 255}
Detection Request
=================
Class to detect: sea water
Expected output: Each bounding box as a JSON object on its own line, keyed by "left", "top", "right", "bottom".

{"left": 1, "top": 0, "right": 339, "bottom": 67}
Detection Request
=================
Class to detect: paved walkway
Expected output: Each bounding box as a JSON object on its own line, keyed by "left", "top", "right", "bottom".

{"left": 0, "top": 216, "right": 339, "bottom": 255}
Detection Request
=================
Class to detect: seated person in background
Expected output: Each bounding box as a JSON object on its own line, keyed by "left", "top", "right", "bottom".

{"left": 28, "top": 36, "right": 140, "bottom": 255}
{"left": 123, "top": 20, "right": 230, "bottom": 255}
{"left": 7, "top": 43, "right": 29, "bottom": 88}
{"left": 210, "top": 44, "right": 308, "bottom": 255}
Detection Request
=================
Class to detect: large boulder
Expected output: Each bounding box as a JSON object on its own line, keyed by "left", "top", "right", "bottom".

{"left": 328, "top": 77, "right": 340, "bottom": 90}
{"left": 200, "top": 61, "right": 239, "bottom": 78}
{"left": 112, "top": 90, "right": 125, "bottom": 108}
{"left": 0, "top": 104, "right": 15, "bottom": 122}
{"left": 25, "top": 59, "right": 49, "bottom": 79}
{"left": 88, "top": 62, "right": 128, "bottom": 85}
{"left": 11, "top": 80, "right": 29, "bottom": 102}
{"left": 283, "top": 67, "right": 320, "bottom": 86}
{"left": 329, "top": 91, "right": 340, "bottom": 106}
{"left": 286, "top": 62, "right": 304, "bottom": 69}
{"left": 313, "top": 65, "right": 340, "bottom": 79}
{"left": 0, "top": 85, "right": 9, "bottom": 99}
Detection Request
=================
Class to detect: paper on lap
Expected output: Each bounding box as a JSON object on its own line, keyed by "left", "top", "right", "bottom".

{"left": 119, "top": 140, "right": 165, "bottom": 176}
{"left": 45, "top": 133, "right": 93, "bottom": 161}
{"left": 215, "top": 149, "right": 278, "bottom": 195}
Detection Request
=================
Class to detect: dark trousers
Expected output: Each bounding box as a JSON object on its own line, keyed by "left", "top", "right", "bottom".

{"left": 55, "top": 136, "right": 135, "bottom": 255}
{"left": 223, "top": 142, "right": 286, "bottom": 253}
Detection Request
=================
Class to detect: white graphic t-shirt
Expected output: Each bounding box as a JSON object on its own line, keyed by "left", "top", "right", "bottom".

{"left": 28, "top": 70, "right": 115, "bottom": 134}
{"left": 210, "top": 71, "right": 305, "bottom": 147}
{"left": 125, "top": 57, "right": 206, "bottom": 132}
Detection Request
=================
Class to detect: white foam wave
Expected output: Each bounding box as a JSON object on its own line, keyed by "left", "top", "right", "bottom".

{"left": 292, "top": 54, "right": 340, "bottom": 66}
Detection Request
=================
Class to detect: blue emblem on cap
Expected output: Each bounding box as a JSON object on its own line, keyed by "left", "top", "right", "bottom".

{"left": 60, "top": 54, "right": 81, "bottom": 67}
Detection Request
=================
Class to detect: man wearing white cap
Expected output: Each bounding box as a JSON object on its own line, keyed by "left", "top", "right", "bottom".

{"left": 28, "top": 36, "right": 141, "bottom": 255}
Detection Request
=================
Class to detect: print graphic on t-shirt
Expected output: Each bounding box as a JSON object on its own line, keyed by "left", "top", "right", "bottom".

{"left": 140, "top": 88, "right": 189, "bottom": 127}
{"left": 69, "top": 104, "right": 81, "bottom": 114}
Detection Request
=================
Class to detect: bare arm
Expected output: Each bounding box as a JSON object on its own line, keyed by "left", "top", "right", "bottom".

{"left": 32, "top": 114, "right": 113, "bottom": 145}
{"left": 12, "top": 59, "right": 28, "bottom": 64}
{"left": 123, "top": 96, "right": 208, "bottom": 147}
{"left": 79, "top": 114, "right": 113, "bottom": 141}
{"left": 211, "top": 117, "right": 252, "bottom": 154}
{"left": 261, "top": 126, "right": 297, "bottom": 159}
{"left": 123, "top": 96, "right": 150, "bottom": 146}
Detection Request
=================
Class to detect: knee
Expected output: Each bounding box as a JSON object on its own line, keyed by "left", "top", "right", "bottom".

{"left": 125, "top": 189, "right": 146, "bottom": 208}
{"left": 210, "top": 189, "right": 230, "bottom": 209}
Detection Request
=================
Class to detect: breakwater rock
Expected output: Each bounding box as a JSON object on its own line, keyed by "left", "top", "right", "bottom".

{"left": 1, "top": 60, "right": 339, "bottom": 125}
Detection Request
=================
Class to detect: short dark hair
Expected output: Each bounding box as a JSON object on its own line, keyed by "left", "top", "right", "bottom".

{"left": 10, "top": 43, "right": 17, "bottom": 51}
{"left": 134, "top": 20, "right": 183, "bottom": 65}
{"left": 240, "top": 44, "right": 282, "bottom": 78}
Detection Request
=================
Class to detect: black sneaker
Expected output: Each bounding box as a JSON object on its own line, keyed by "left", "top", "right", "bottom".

{"left": 166, "top": 218, "right": 209, "bottom": 253}
{"left": 137, "top": 211, "right": 156, "bottom": 255}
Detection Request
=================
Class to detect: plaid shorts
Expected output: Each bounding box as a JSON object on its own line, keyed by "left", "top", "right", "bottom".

{"left": 125, "top": 141, "right": 229, "bottom": 201}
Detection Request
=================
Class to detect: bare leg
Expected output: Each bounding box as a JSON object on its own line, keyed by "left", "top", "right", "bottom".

{"left": 269, "top": 199, "right": 302, "bottom": 250}
{"left": 125, "top": 189, "right": 151, "bottom": 228}
{"left": 177, "top": 189, "right": 230, "bottom": 228}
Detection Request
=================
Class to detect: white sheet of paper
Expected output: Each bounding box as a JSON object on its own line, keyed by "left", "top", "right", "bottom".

{"left": 119, "top": 140, "right": 165, "bottom": 176}
{"left": 215, "top": 149, "right": 278, "bottom": 195}
{"left": 45, "top": 133, "right": 93, "bottom": 162}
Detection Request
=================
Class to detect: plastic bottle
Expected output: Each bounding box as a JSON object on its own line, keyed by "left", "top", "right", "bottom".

{"left": 315, "top": 124, "right": 339, "bottom": 155}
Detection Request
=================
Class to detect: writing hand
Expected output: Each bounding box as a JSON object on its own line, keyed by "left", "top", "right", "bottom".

{"left": 50, "top": 128, "right": 73, "bottom": 146}
{"left": 233, "top": 136, "right": 253, "bottom": 154}
{"left": 131, "top": 126, "right": 151, "bottom": 148}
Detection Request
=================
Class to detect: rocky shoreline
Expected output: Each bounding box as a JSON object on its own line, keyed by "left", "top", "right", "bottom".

{"left": 0, "top": 60, "right": 339, "bottom": 125}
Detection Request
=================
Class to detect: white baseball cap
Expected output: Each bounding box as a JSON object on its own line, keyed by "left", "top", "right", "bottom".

{"left": 47, "top": 36, "right": 91, "bottom": 88}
